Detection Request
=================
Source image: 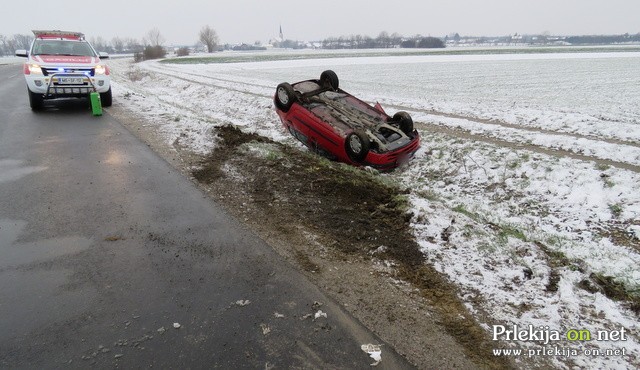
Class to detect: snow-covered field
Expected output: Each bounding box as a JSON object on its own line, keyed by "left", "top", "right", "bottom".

{"left": 108, "top": 49, "right": 639, "bottom": 369}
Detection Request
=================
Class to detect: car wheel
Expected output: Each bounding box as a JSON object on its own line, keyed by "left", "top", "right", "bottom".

{"left": 274, "top": 83, "right": 297, "bottom": 112}
{"left": 345, "top": 130, "right": 370, "bottom": 162}
{"left": 28, "top": 90, "right": 44, "bottom": 111}
{"left": 393, "top": 111, "right": 414, "bottom": 136}
{"left": 320, "top": 70, "right": 339, "bottom": 90}
{"left": 100, "top": 88, "right": 113, "bottom": 107}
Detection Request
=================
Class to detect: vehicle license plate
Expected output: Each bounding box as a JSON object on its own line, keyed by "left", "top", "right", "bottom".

{"left": 57, "top": 77, "right": 84, "bottom": 85}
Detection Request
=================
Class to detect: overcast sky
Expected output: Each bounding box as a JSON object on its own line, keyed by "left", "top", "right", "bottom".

{"left": 2, "top": 0, "right": 638, "bottom": 45}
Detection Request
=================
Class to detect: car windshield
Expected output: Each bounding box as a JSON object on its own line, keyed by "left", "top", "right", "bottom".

{"left": 32, "top": 40, "right": 95, "bottom": 57}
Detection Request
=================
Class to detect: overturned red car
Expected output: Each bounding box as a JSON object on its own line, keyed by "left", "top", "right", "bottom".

{"left": 274, "top": 70, "right": 420, "bottom": 171}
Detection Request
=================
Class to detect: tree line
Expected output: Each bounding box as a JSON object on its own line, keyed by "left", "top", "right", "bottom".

{"left": 319, "top": 31, "right": 444, "bottom": 49}
{"left": 0, "top": 33, "right": 148, "bottom": 56}
{"left": 3, "top": 28, "right": 639, "bottom": 57}
{"left": 0, "top": 26, "right": 220, "bottom": 58}
{"left": 0, "top": 34, "right": 33, "bottom": 56}
{"left": 316, "top": 32, "right": 640, "bottom": 49}
{"left": 564, "top": 33, "right": 640, "bottom": 45}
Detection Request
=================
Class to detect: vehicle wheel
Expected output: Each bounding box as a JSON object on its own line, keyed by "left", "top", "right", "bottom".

{"left": 274, "top": 83, "right": 297, "bottom": 112}
{"left": 28, "top": 90, "right": 44, "bottom": 111}
{"left": 320, "top": 70, "right": 339, "bottom": 90}
{"left": 100, "top": 88, "right": 113, "bottom": 107}
{"left": 393, "top": 111, "right": 414, "bottom": 136}
{"left": 345, "top": 130, "right": 370, "bottom": 162}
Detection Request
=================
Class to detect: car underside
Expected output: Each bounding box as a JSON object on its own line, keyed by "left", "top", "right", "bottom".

{"left": 300, "top": 85, "right": 414, "bottom": 154}
{"left": 274, "top": 70, "right": 420, "bottom": 170}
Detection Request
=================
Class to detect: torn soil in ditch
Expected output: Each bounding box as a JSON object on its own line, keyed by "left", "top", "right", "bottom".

{"left": 191, "top": 125, "right": 514, "bottom": 369}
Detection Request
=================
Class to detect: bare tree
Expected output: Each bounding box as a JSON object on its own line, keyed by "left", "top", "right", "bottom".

{"left": 145, "top": 28, "right": 164, "bottom": 47}
{"left": 351, "top": 34, "right": 360, "bottom": 48}
{"left": 390, "top": 32, "right": 402, "bottom": 47}
{"left": 377, "top": 31, "right": 391, "bottom": 48}
{"left": 12, "top": 34, "right": 33, "bottom": 51}
{"left": 0, "top": 34, "right": 32, "bottom": 54}
{"left": 111, "top": 37, "right": 124, "bottom": 53}
{"left": 199, "top": 25, "right": 219, "bottom": 53}
{"left": 125, "top": 38, "right": 143, "bottom": 52}
{"left": 0, "top": 35, "right": 7, "bottom": 56}
{"left": 90, "top": 36, "right": 110, "bottom": 52}
{"left": 6, "top": 38, "right": 17, "bottom": 54}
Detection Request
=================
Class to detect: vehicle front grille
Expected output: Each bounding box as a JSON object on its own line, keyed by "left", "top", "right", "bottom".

{"left": 41, "top": 67, "right": 94, "bottom": 76}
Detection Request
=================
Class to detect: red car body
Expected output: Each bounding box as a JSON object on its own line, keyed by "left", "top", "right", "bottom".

{"left": 274, "top": 71, "right": 420, "bottom": 171}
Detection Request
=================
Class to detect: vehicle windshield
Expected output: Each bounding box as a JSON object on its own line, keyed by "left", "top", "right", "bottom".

{"left": 31, "top": 40, "right": 96, "bottom": 57}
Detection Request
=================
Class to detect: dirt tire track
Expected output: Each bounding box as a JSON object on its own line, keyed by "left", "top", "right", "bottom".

{"left": 144, "top": 64, "right": 271, "bottom": 98}
{"left": 384, "top": 103, "right": 640, "bottom": 149}
{"left": 413, "top": 121, "right": 640, "bottom": 173}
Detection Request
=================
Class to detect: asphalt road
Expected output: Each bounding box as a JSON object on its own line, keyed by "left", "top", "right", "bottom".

{"left": 0, "top": 64, "right": 412, "bottom": 369}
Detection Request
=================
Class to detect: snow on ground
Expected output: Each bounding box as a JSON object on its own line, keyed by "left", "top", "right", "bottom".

{"left": 0, "top": 56, "right": 23, "bottom": 65}
{"left": 108, "top": 49, "right": 639, "bottom": 369}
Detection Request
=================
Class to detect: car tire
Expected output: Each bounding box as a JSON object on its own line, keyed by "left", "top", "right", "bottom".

{"left": 345, "top": 130, "right": 370, "bottom": 162}
{"left": 100, "top": 88, "right": 113, "bottom": 107}
{"left": 274, "top": 83, "right": 297, "bottom": 112}
{"left": 320, "top": 70, "right": 339, "bottom": 90}
{"left": 28, "top": 90, "right": 44, "bottom": 111}
{"left": 393, "top": 111, "right": 414, "bottom": 136}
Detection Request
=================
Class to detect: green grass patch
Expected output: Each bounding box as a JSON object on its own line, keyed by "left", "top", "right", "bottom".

{"left": 461, "top": 224, "right": 477, "bottom": 239}
{"left": 544, "top": 234, "right": 566, "bottom": 247}
{"left": 609, "top": 203, "right": 623, "bottom": 218}
{"left": 452, "top": 204, "right": 481, "bottom": 222}
{"left": 417, "top": 189, "right": 440, "bottom": 202}
{"left": 265, "top": 150, "right": 282, "bottom": 161}
{"left": 497, "top": 224, "right": 527, "bottom": 243}
{"left": 507, "top": 160, "right": 521, "bottom": 170}
{"left": 477, "top": 242, "right": 497, "bottom": 253}
{"left": 589, "top": 273, "right": 640, "bottom": 310}
{"left": 603, "top": 178, "right": 616, "bottom": 188}
{"left": 392, "top": 194, "right": 411, "bottom": 212}
{"left": 535, "top": 241, "right": 574, "bottom": 268}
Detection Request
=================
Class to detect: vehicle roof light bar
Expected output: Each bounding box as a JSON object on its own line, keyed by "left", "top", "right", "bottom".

{"left": 32, "top": 30, "right": 85, "bottom": 40}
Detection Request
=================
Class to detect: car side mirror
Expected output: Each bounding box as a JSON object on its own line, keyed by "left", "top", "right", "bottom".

{"left": 15, "top": 49, "right": 28, "bottom": 57}
{"left": 98, "top": 52, "right": 110, "bottom": 59}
